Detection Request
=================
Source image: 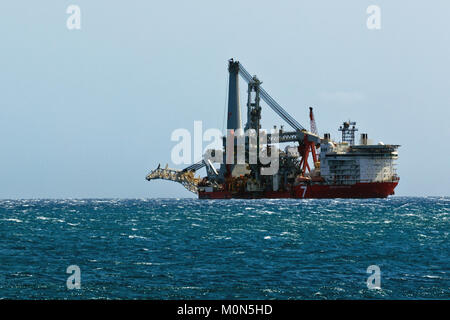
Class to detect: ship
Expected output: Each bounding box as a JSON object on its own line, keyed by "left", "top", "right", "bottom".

{"left": 146, "top": 59, "right": 399, "bottom": 199}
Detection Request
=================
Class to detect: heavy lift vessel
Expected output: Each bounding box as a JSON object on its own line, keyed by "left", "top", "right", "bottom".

{"left": 146, "top": 59, "right": 400, "bottom": 199}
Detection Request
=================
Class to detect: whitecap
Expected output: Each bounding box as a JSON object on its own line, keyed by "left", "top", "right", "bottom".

{"left": 128, "top": 235, "right": 147, "bottom": 240}
{"left": 2, "top": 218, "right": 22, "bottom": 223}
{"left": 424, "top": 275, "right": 441, "bottom": 279}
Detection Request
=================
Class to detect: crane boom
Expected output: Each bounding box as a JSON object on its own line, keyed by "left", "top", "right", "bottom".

{"left": 309, "top": 107, "right": 318, "bottom": 135}
{"left": 236, "top": 61, "right": 305, "bottom": 131}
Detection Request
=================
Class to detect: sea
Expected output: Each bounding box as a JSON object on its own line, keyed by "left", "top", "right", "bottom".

{"left": 0, "top": 197, "right": 448, "bottom": 299}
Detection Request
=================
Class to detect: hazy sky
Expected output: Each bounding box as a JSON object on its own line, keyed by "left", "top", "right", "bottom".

{"left": 1, "top": 1, "right": 449, "bottom": 198}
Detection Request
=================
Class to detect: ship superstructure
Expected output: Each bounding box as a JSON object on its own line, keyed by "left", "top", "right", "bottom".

{"left": 146, "top": 59, "right": 399, "bottom": 199}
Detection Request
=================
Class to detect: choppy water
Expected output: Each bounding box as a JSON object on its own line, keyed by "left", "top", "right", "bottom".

{"left": 0, "top": 197, "right": 449, "bottom": 299}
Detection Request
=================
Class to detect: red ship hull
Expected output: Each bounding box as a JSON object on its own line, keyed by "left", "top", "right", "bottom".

{"left": 198, "top": 181, "right": 399, "bottom": 199}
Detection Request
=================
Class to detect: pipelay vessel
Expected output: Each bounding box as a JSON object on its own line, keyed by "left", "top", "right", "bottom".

{"left": 146, "top": 59, "right": 399, "bottom": 199}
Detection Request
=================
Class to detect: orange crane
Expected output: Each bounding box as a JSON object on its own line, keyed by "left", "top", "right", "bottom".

{"left": 309, "top": 107, "right": 318, "bottom": 135}
{"left": 298, "top": 107, "right": 320, "bottom": 174}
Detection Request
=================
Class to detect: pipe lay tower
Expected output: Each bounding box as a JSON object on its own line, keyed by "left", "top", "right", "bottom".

{"left": 226, "top": 59, "right": 242, "bottom": 131}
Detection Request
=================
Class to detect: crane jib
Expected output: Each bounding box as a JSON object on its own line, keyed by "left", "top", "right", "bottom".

{"left": 236, "top": 62, "right": 305, "bottom": 131}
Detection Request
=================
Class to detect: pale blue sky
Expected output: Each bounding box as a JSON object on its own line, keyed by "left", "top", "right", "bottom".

{"left": 0, "top": 1, "right": 449, "bottom": 198}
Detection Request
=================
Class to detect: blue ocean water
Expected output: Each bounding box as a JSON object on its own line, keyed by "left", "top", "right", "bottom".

{"left": 0, "top": 197, "right": 448, "bottom": 299}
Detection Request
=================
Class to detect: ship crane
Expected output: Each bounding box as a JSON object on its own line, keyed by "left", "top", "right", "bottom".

{"left": 230, "top": 59, "right": 320, "bottom": 174}
{"left": 235, "top": 61, "right": 306, "bottom": 132}
{"left": 309, "top": 107, "right": 318, "bottom": 135}
{"left": 146, "top": 59, "right": 323, "bottom": 194}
